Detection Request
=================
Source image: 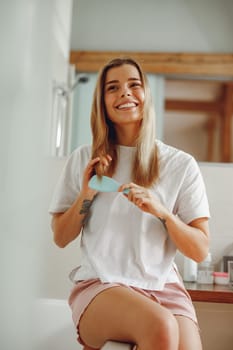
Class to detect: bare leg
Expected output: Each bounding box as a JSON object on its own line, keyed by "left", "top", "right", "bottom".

{"left": 175, "top": 316, "right": 202, "bottom": 350}
{"left": 79, "top": 286, "right": 179, "bottom": 350}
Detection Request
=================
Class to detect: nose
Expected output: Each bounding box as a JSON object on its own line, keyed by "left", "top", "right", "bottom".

{"left": 121, "top": 86, "right": 131, "bottom": 97}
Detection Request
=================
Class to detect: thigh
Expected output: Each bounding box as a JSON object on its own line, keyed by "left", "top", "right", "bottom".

{"left": 79, "top": 285, "right": 177, "bottom": 349}
{"left": 175, "top": 316, "right": 202, "bottom": 350}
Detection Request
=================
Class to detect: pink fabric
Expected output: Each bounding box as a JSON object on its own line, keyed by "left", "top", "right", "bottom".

{"left": 68, "top": 278, "right": 198, "bottom": 346}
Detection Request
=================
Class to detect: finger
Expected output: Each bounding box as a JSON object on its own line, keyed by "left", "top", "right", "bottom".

{"left": 90, "top": 157, "right": 101, "bottom": 166}
{"left": 100, "top": 154, "right": 112, "bottom": 165}
{"left": 96, "top": 155, "right": 112, "bottom": 173}
{"left": 135, "top": 198, "right": 144, "bottom": 207}
{"left": 118, "top": 184, "right": 130, "bottom": 193}
{"left": 86, "top": 157, "right": 100, "bottom": 171}
{"left": 85, "top": 157, "right": 100, "bottom": 176}
{"left": 106, "top": 154, "right": 112, "bottom": 162}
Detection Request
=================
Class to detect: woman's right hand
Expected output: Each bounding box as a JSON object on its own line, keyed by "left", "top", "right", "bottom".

{"left": 81, "top": 154, "right": 112, "bottom": 195}
{"left": 81, "top": 157, "right": 100, "bottom": 195}
{"left": 52, "top": 154, "right": 112, "bottom": 248}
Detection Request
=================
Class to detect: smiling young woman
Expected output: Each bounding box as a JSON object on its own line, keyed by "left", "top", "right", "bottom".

{"left": 49, "top": 57, "right": 210, "bottom": 350}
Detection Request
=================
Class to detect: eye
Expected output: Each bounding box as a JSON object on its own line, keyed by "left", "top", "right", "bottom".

{"left": 130, "top": 81, "right": 142, "bottom": 88}
{"left": 106, "top": 84, "right": 118, "bottom": 92}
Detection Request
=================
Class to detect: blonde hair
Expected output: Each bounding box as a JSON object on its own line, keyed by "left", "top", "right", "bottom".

{"left": 91, "top": 57, "right": 159, "bottom": 187}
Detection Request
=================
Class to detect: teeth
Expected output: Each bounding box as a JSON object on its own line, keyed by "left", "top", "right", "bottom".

{"left": 118, "top": 102, "right": 136, "bottom": 109}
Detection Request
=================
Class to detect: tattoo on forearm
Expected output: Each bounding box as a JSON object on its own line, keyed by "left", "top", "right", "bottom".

{"left": 79, "top": 199, "right": 93, "bottom": 215}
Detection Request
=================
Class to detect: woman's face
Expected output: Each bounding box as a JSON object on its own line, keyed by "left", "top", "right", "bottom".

{"left": 104, "top": 64, "right": 145, "bottom": 127}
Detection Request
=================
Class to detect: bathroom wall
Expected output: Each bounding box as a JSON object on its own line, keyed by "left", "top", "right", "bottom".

{"left": 71, "top": 0, "right": 233, "bottom": 52}
{"left": 0, "top": 1, "right": 73, "bottom": 349}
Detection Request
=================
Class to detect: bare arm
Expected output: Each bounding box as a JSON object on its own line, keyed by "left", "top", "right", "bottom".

{"left": 51, "top": 157, "right": 96, "bottom": 248}
{"left": 119, "top": 183, "right": 209, "bottom": 262}
{"left": 160, "top": 215, "right": 209, "bottom": 262}
{"left": 51, "top": 190, "right": 96, "bottom": 248}
{"left": 51, "top": 154, "right": 112, "bottom": 248}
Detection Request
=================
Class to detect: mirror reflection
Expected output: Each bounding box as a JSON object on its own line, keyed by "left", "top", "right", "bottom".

{"left": 164, "top": 78, "right": 233, "bottom": 162}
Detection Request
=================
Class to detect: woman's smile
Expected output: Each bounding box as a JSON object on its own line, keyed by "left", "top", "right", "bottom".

{"left": 116, "top": 100, "right": 138, "bottom": 110}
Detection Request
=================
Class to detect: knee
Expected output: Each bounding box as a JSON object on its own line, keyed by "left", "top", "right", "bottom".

{"left": 144, "top": 313, "right": 179, "bottom": 350}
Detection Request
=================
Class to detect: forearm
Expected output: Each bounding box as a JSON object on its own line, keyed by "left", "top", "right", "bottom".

{"left": 52, "top": 190, "right": 96, "bottom": 248}
{"left": 163, "top": 213, "right": 209, "bottom": 262}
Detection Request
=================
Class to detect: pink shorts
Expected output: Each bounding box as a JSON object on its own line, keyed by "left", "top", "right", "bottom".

{"left": 68, "top": 278, "right": 198, "bottom": 346}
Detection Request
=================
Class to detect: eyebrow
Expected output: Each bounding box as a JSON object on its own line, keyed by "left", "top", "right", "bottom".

{"left": 105, "top": 77, "right": 141, "bottom": 85}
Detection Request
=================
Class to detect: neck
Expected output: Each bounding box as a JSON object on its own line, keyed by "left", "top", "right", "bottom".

{"left": 114, "top": 124, "right": 140, "bottom": 146}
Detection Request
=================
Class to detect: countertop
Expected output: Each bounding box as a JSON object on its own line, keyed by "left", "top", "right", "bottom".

{"left": 185, "top": 282, "right": 233, "bottom": 303}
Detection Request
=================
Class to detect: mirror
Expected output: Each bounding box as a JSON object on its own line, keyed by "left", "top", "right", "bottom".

{"left": 164, "top": 78, "right": 233, "bottom": 162}
{"left": 69, "top": 51, "right": 233, "bottom": 163}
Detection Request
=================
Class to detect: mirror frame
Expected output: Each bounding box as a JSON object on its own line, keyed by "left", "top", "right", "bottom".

{"left": 70, "top": 51, "right": 233, "bottom": 77}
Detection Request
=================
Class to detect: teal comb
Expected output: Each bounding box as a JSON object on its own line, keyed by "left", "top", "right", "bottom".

{"left": 88, "top": 175, "right": 129, "bottom": 194}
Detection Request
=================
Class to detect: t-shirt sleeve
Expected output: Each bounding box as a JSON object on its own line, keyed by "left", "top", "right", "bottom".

{"left": 175, "top": 157, "right": 210, "bottom": 224}
{"left": 48, "top": 149, "right": 84, "bottom": 214}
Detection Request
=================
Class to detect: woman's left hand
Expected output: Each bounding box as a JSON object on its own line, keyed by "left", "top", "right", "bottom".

{"left": 119, "top": 183, "right": 209, "bottom": 261}
{"left": 118, "top": 183, "right": 169, "bottom": 220}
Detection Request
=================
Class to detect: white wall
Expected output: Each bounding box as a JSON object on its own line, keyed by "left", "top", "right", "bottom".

{"left": 71, "top": 0, "right": 233, "bottom": 52}
{"left": 0, "top": 1, "right": 72, "bottom": 349}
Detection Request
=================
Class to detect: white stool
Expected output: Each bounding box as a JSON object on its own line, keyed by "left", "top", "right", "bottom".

{"left": 101, "top": 341, "right": 135, "bottom": 350}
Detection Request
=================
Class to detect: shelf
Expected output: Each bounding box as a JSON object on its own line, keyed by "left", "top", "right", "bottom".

{"left": 185, "top": 282, "right": 233, "bottom": 304}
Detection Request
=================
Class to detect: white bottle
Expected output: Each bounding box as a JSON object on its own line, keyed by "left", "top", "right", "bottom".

{"left": 197, "top": 253, "right": 214, "bottom": 284}
{"left": 183, "top": 257, "right": 197, "bottom": 282}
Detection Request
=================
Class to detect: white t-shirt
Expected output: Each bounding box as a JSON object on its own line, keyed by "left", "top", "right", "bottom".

{"left": 49, "top": 141, "right": 210, "bottom": 290}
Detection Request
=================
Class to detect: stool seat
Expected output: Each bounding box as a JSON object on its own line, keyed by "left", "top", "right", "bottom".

{"left": 101, "top": 341, "right": 135, "bottom": 350}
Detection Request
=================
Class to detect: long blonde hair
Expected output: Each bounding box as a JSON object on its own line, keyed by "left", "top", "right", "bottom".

{"left": 91, "top": 57, "right": 159, "bottom": 187}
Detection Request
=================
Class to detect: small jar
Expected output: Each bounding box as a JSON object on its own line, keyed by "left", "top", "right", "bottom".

{"left": 213, "top": 272, "right": 229, "bottom": 285}
{"left": 197, "top": 253, "right": 214, "bottom": 284}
